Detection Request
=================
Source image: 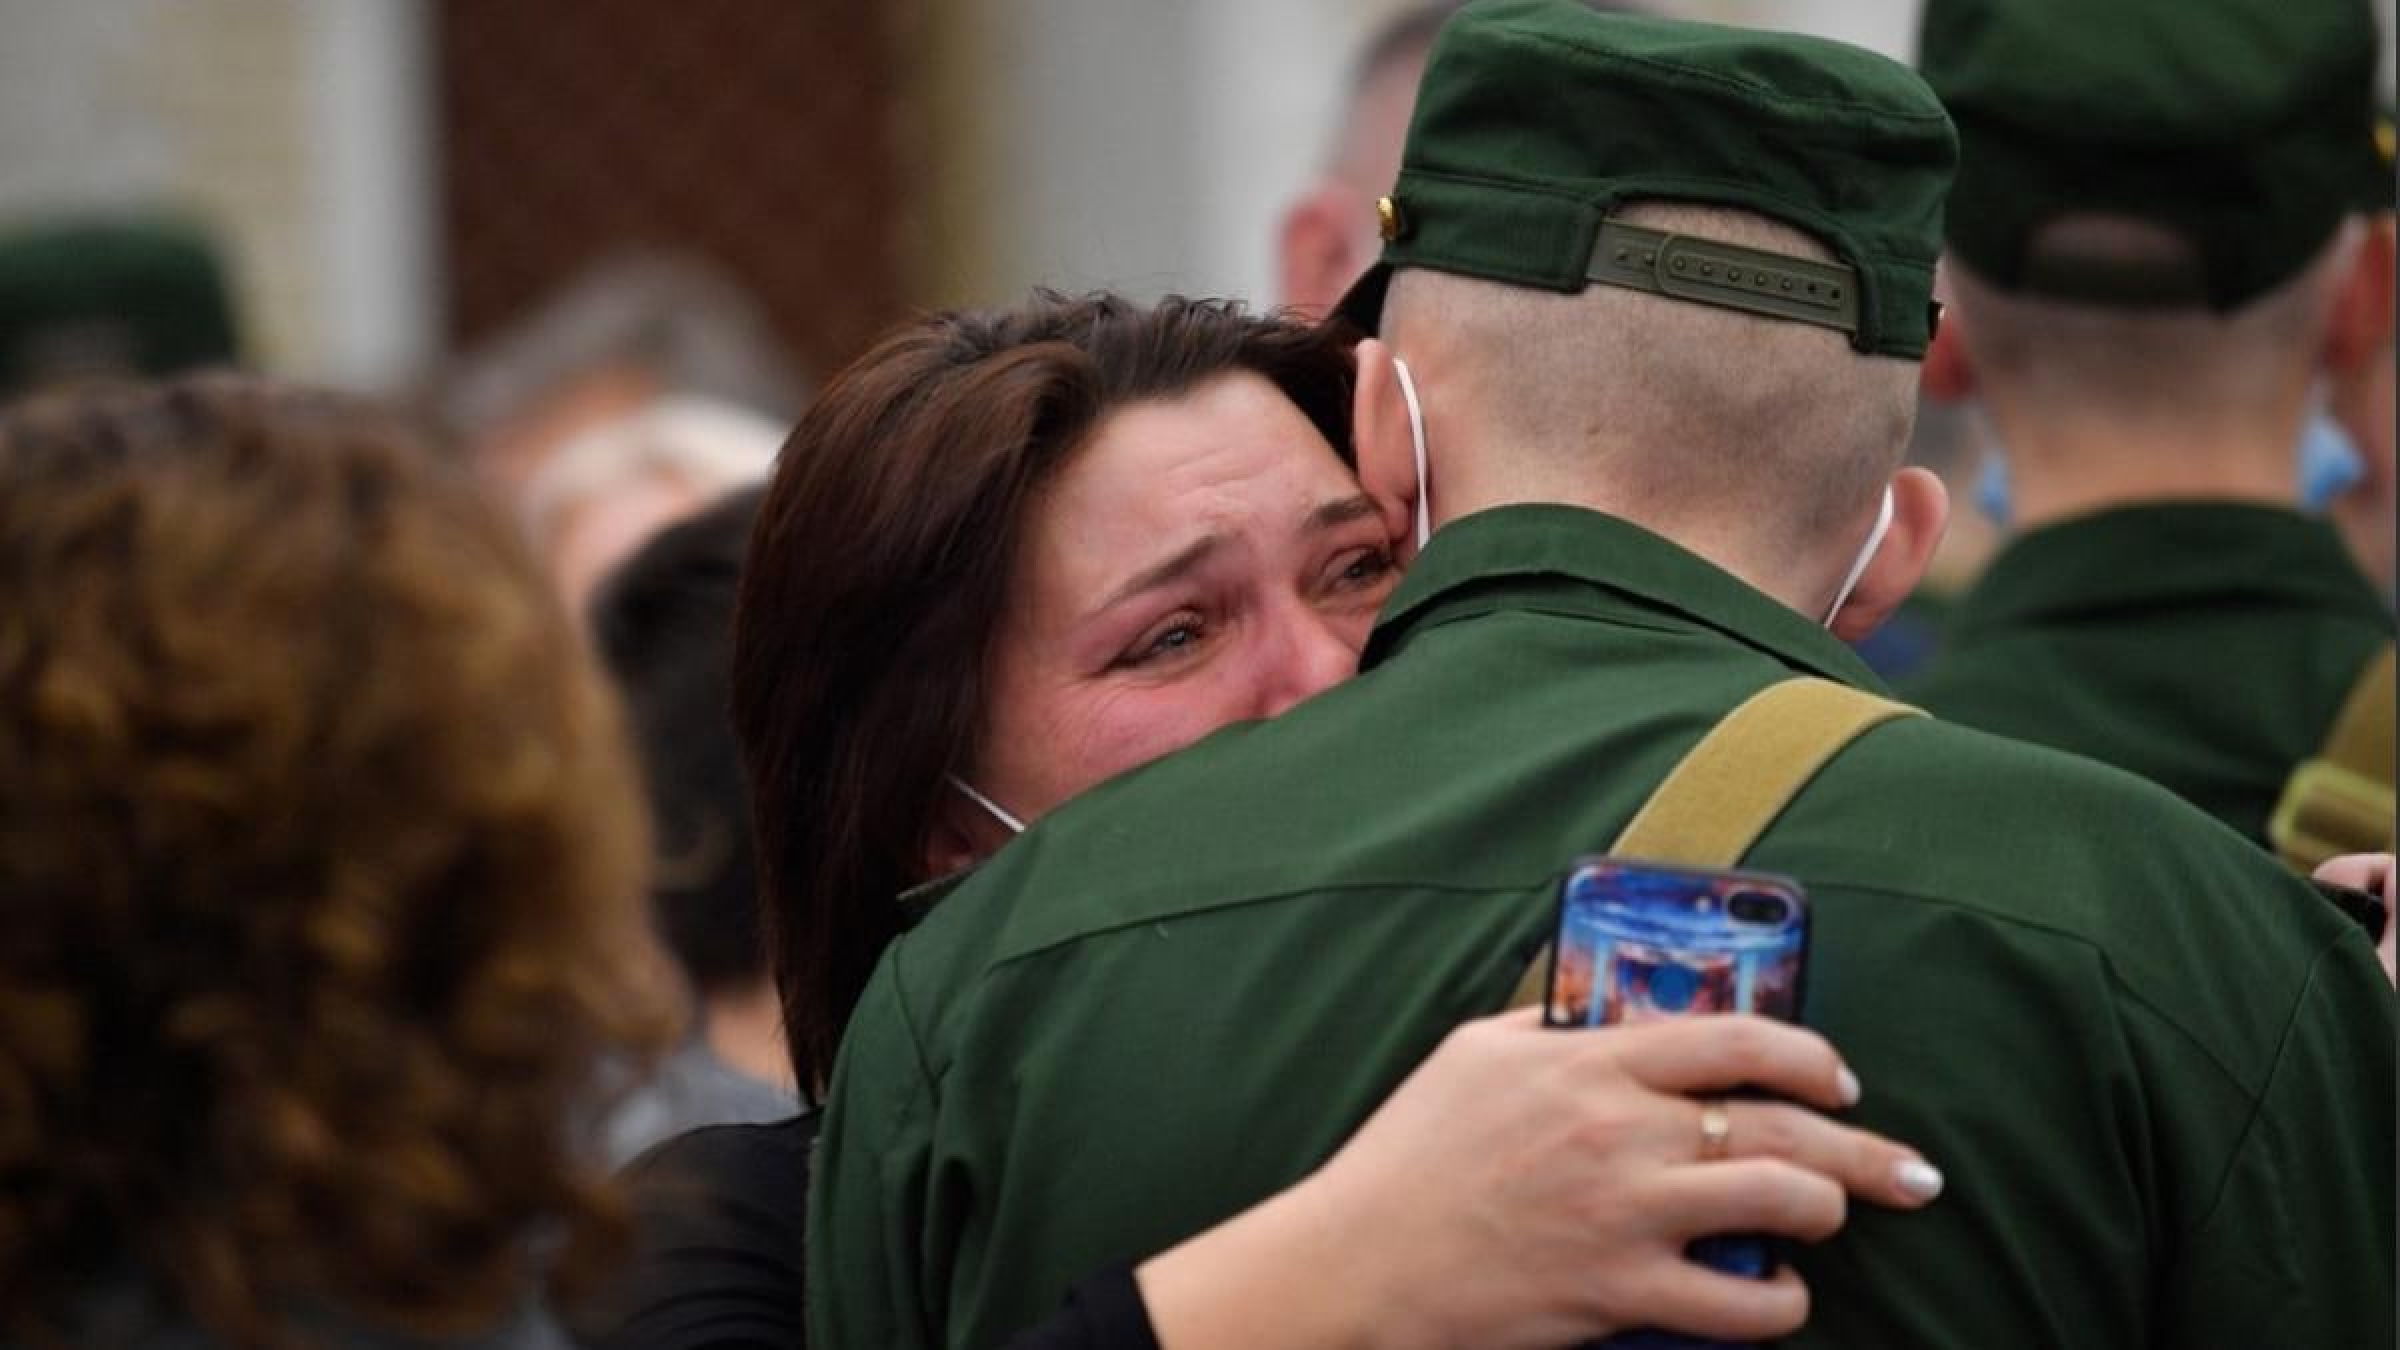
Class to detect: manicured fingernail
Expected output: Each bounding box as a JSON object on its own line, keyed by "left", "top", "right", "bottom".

{"left": 1895, "top": 1159, "right": 1944, "bottom": 1201}
{"left": 1836, "top": 1066, "right": 1862, "bottom": 1106}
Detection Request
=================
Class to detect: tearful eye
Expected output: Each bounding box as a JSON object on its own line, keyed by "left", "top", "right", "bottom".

{"left": 1116, "top": 612, "right": 1208, "bottom": 669}
{"left": 1329, "top": 547, "right": 1396, "bottom": 591}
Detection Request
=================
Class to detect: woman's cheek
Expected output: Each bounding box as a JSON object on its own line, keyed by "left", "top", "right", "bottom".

{"left": 1326, "top": 602, "right": 1379, "bottom": 654}
{"left": 1066, "top": 679, "right": 1231, "bottom": 789}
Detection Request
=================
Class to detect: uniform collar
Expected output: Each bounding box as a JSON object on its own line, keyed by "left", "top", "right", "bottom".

{"left": 1951, "top": 501, "right": 2387, "bottom": 637}
{"left": 1365, "top": 503, "right": 1889, "bottom": 691}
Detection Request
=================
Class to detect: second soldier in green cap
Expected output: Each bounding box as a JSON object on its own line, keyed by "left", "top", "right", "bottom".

{"left": 1906, "top": 0, "right": 2396, "bottom": 866}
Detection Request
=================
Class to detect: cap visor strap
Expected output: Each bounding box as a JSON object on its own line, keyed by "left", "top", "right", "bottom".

{"left": 1584, "top": 219, "right": 1860, "bottom": 339}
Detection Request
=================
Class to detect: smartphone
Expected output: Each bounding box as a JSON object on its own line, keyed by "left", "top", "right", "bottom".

{"left": 1544, "top": 856, "right": 1812, "bottom": 1350}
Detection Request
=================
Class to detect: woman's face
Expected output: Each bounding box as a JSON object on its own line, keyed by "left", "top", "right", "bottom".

{"left": 972, "top": 370, "right": 1401, "bottom": 825}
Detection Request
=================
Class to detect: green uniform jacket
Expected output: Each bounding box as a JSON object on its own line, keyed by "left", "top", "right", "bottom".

{"left": 810, "top": 506, "right": 2395, "bottom": 1350}
{"left": 1904, "top": 502, "right": 2394, "bottom": 846}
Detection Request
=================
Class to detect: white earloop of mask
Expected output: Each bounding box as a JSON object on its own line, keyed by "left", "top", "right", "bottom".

{"left": 946, "top": 774, "right": 1026, "bottom": 834}
{"left": 1391, "top": 355, "right": 1432, "bottom": 550}
{"left": 1822, "top": 486, "right": 1896, "bottom": 627}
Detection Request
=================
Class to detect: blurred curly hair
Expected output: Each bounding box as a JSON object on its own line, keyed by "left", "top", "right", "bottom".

{"left": 0, "top": 376, "right": 680, "bottom": 1346}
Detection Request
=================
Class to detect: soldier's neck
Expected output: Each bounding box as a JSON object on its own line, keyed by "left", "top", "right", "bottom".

{"left": 2000, "top": 427, "right": 2300, "bottom": 532}
{"left": 1438, "top": 466, "right": 1841, "bottom": 621}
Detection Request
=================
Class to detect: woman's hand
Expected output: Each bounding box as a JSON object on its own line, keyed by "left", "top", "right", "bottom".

{"left": 1137, "top": 1008, "right": 1939, "bottom": 1350}
{"left": 2314, "top": 852, "right": 2395, "bottom": 986}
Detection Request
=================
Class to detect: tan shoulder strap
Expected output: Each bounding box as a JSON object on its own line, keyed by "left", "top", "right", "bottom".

{"left": 2269, "top": 643, "right": 2396, "bottom": 873}
{"left": 1505, "top": 678, "right": 1923, "bottom": 1010}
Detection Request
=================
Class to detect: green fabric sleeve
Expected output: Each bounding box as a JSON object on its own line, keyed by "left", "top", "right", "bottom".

{"left": 807, "top": 950, "right": 940, "bottom": 1350}
{"left": 2159, "top": 932, "right": 2397, "bottom": 1345}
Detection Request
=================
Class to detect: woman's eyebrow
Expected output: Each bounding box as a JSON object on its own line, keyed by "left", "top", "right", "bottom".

{"left": 1090, "top": 533, "right": 1225, "bottom": 617}
{"left": 1303, "top": 493, "right": 1381, "bottom": 533}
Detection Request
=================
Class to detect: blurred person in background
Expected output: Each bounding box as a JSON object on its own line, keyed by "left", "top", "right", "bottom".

{"left": 1275, "top": 2, "right": 1460, "bottom": 316}
{"left": 0, "top": 377, "right": 680, "bottom": 1348}
{"left": 522, "top": 396, "right": 783, "bottom": 620}
{"left": 1908, "top": 0, "right": 2395, "bottom": 862}
{"left": 0, "top": 215, "right": 242, "bottom": 402}
{"left": 1276, "top": 1, "right": 1645, "bottom": 317}
{"left": 588, "top": 485, "right": 797, "bottom": 1168}
{"left": 433, "top": 252, "right": 803, "bottom": 504}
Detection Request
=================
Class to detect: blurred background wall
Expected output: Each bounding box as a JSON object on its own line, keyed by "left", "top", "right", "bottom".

{"left": 920, "top": 0, "right": 1925, "bottom": 310}
{"left": 0, "top": 0, "right": 435, "bottom": 387}
{"left": 435, "top": 0, "right": 913, "bottom": 384}
{"left": 0, "top": 0, "right": 2388, "bottom": 396}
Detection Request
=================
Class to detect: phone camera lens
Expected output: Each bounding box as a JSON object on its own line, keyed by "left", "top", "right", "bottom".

{"left": 1727, "top": 891, "right": 1789, "bottom": 925}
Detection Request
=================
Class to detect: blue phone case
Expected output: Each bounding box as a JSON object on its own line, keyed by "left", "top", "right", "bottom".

{"left": 1544, "top": 856, "right": 1811, "bottom": 1350}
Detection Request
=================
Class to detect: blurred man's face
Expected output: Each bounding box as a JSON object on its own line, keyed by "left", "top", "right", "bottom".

{"left": 1276, "top": 49, "right": 1429, "bottom": 314}
{"left": 548, "top": 472, "right": 709, "bottom": 622}
{"left": 479, "top": 363, "right": 660, "bottom": 503}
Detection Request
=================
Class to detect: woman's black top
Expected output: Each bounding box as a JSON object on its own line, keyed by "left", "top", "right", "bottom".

{"left": 576, "top": 1111, "right": 1158, "bottom": 1350}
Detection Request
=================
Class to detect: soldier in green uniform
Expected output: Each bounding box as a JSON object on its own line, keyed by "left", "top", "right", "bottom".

{"left": 808, "top": 5, "right": 2394, "bottom": 1347}
{"left": 1904, "top": 0, "right": 2396, "bottom": 855}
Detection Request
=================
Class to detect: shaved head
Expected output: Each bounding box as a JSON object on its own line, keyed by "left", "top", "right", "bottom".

{"left": 1950, "top": 216, "right": 2361, "bottom": 430}
{"left": 1383, "top": 201, "right": 1919, "bottom": 558}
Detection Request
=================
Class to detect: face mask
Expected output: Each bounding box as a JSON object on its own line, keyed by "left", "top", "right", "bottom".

{"left": 946, "top": 774, "right": 1025, "bottom": 835}
{"left": 1974, "top": 449, "right": 2014, "bottom": 528}
{"left": 1391, "top": 354, "right": 1432, "bottom": 550}
{"left": 2296, "top": 414, "right": 2367, "bottom": 512}
{"left": 1823, "top": 486, "right": 1896, "bottom": 627}
{"left": 1974, "top": 411, "right": 2367, "bottom": 529}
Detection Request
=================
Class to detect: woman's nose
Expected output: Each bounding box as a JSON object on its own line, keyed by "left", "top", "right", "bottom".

{"left": 1256, "top": 608, "right": 1361, "bottom": 719}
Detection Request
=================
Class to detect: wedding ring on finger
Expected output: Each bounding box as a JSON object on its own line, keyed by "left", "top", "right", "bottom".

{"left": 1698, "top": 1098, "right": 1733, "bottom": 1161}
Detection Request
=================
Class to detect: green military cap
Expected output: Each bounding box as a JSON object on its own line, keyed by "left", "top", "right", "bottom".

{"left": 1920, "top": 0, "right": 2385, "bottom": 311}
{"left": 1337, "top": 0, "right": 1958, "bottom": 359}
{"left": 0, "top": 217, "right": 241, "bottom": 400}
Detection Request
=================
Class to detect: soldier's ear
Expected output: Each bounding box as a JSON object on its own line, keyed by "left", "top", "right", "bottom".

{"left": 1920, "top": 302, "right": 1977, "bottom": 405}
{"left": 1351, "top": 338, "right": 1422, "bottom": 561}
{"left": 2323, "top": 214, "right": 2395, "bottom": 377}
{"left": 1828, "top": 467, "right": 1949, "bottom": 645}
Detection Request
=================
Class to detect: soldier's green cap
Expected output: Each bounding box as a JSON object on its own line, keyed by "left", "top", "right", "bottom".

{"left": 1336, "top": 0, "right": 1958, "bottom": 359}
{"left": 0, "top": 217, "right": 241, "bottom": 399}
{"left": 1919, "top": 0, "right": 2388, "bottom": 311}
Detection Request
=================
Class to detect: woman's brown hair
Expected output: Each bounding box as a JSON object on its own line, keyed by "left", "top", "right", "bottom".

{"left": 0, "top": 377, "right": 679, "bottom": 1345}
{"left": 731, "top": 292, "right": 1357, "bottom": 1090}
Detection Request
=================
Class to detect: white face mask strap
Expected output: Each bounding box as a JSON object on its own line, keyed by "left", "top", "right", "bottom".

{"left": 945, "top": 774, "right": 1026, "bottom": 835}
{"left": 1391, "top": 355, "right": 1432, "bottom": 550}
{"left": 1822, "top": 485, "right": 1896, "bottom": 627}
